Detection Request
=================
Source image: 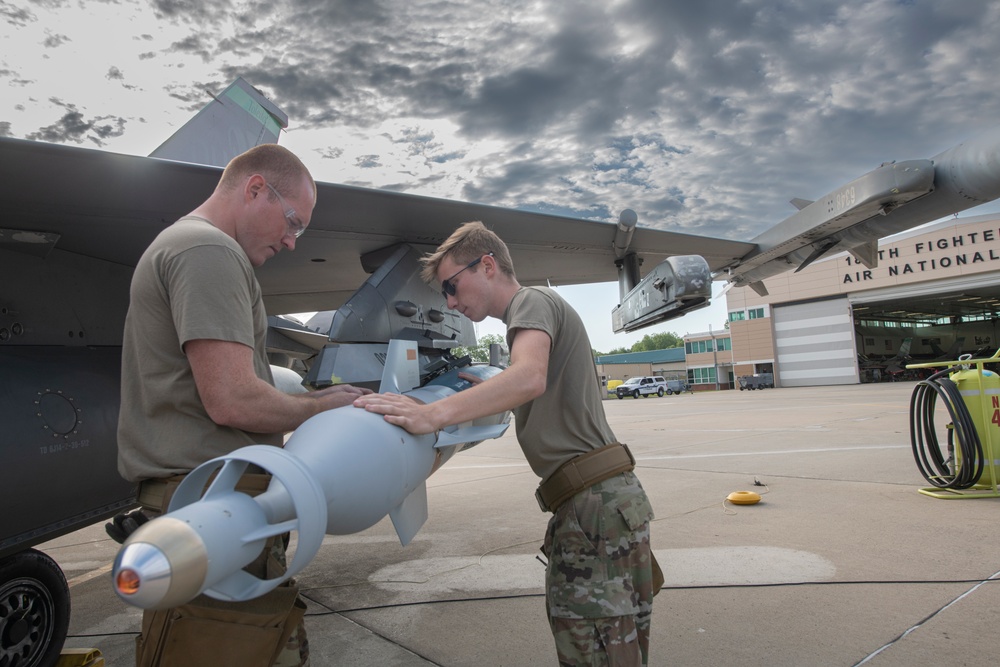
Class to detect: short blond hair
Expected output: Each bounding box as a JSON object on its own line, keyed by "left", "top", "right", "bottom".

{"left": 420, "top": 221, "right": 516, "bottom": 283}
{"left": 219, "top": 143, "right": 315, "bottom": 202}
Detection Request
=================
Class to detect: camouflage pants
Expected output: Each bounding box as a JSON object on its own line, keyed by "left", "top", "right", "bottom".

{"left": 543, "top": 472, "right": 655, "bottom": 666}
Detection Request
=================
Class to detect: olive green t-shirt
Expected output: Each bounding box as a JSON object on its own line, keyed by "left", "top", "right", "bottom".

{"left": 117, "top": 217, "right": 279, "bottom": 482}
{"left": 503, "top": 286, "right": 617, "bottom": 481}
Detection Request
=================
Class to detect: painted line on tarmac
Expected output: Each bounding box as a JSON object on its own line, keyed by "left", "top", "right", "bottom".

{"left": 639, "top": 444, "right": 908, "bottom": 460}
{"left": 67, "top": 562, "right": 113, "bottom": 588}
{"left": 446, "top": 445, "right": 907, "bottom": 469}
{"left": 444, "top": 462, "right": 531, "bottom": 470}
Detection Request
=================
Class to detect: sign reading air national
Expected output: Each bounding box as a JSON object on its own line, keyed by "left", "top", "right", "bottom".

{"left": 842, "top": 225, "right": 1000, "bottom": 284}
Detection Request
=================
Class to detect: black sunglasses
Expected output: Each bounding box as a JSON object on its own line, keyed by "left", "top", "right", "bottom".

{"left": 442, "top": 252, "right": 494, "bottom": 297}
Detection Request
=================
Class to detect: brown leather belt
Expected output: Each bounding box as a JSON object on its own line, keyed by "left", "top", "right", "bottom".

{"left": 535, "top": 443, "right": 635, "bottom": 513}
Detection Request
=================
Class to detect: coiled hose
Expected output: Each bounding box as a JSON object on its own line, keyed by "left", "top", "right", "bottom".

{"left": 910, "top": 368, "right": 984, "bottom": 489}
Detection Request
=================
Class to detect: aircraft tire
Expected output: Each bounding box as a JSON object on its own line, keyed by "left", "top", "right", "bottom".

{"left": 0, "top": 548, "right": 69, "bottom": 667}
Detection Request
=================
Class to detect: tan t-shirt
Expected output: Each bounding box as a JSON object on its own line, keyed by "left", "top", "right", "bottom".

{"left": 117, "top": 217, "right": 279, "bottom": 482}
{"left": 503, "top": 286, "right": 617, "bottom": 481}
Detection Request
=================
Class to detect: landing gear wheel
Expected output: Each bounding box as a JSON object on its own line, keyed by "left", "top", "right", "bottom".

{"left": 0, "top": 548, "right": 70, "bottom": 667}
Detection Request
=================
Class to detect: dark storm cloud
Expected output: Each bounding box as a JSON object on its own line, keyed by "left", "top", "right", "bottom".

{"left": 13, "top": 0, "right": 998, "bottom": 241}
{"left": 0, "top": 121, "right": 11, "bottom": 137}
{"left": 42, "top": 31, "right": 69, "bottom": 48}
{"left": 107, "top": 66, "right": 139, "bottom": 90}
{"left": 0, "top": 68, "right": 29, "bottom": 85}
{"left": 0, "top": 0, "right": 33, "bottom": 26}
{"left": 151, "top": 0, "right": 234, "bottom": 21}
{"left": 26, "top": 99, "right": 127, "bottom": 146}
{"left": 169, "top": 34, "right": 214, "bottom": 62}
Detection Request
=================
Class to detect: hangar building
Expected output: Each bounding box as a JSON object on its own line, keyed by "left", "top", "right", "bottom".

{"left": 720, "top": 212, "right": 1000, "bottom": 388}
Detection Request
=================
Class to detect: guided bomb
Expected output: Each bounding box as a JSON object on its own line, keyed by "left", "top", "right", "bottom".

{"left": 112, "top": 341, "right": 508, "bottom": 610}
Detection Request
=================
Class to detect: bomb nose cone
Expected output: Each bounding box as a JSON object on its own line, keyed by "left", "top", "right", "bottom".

{"left": 112, "top": 542, "right": 174, "bottom": 608}
{"left": 111, "top": 516, "right": 209, "bottom": 609}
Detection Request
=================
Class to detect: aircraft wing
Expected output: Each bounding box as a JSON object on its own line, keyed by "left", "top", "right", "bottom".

{"left": 0, "top": 136, "right": 754, "bottom": 317}
{"left": 721, "top": 125, "right": 1000, "bottom": 296}
{"left": 260, "top": 182, "right": 754, "bottom": 315}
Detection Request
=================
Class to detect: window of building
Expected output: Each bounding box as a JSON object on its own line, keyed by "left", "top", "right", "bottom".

{"left": 748, "top": 307, "right": 765, "bottom": 319}
{"left": 717, "top": 337, "right": 731, "bottom": 351}
{"left": 728, "top": 311, "right": 746, "bottom": 322}
{"left": 687, "top": 367, "right": 717, "bottom": 384}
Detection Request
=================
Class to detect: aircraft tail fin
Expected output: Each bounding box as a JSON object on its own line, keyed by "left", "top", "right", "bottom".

{"left": 149, "top": 78, "right": 288, "bottom": 168}
{"left": 899, "top": 337, "right": 913, "bottom": 356}
{"left": 389, "top": 482, "right": 428, "bottom": 546}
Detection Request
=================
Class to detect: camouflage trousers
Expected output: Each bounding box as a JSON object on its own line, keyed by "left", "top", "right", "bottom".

{"left": 543, "top": 471, "right": 655, "bottom": 666}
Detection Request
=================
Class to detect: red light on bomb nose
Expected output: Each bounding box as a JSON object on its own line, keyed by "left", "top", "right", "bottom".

{"left": 116, "top": 569, "right": 141, "bottom": 595}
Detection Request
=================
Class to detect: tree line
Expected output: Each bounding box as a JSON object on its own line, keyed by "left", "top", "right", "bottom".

{"left": 595, "top": 331, "right": 683, "bottom": 357}
{"left": 453, "top": 331, "right": 684, "bottom": 362}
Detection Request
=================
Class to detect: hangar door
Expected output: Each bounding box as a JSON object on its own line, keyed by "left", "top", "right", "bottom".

{"left": 773, "top": 297, "right": 858, "bottom": 387}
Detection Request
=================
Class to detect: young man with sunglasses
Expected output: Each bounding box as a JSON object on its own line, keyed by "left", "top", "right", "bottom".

{"left": 117, "top": 144, "right": 370, "bottom": 667}
{"left": 355, "top": 221, "right": 658, "bottom": 666}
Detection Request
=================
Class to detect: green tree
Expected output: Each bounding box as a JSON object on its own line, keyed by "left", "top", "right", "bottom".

{"left": 453, "top": 333, "right": 506, "bottom": 363}
{"left": 631, "top": 332, "right": 683, "bottom": 352}
{"left": 595, "top": 332, "right": 683, "bottom": 358}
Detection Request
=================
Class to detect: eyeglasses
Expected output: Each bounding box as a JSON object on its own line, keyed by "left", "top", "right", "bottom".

{"left": 265, "top": 182, "right": 307, "bottom": 239}
{"left": 441, "top": 252, "right": 493, "bottom": 297}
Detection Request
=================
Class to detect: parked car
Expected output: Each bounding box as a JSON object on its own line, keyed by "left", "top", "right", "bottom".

{"left": 665, "top": 379, "right": 691, "bottom": 395}
{"left": 616, "top": 376, "right": 667, "bottom": 399}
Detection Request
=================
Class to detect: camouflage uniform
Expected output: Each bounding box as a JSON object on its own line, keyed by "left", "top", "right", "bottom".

{"left": 501, "top": 286, "right": 657, "bottom": 665}
{"left": 544, "top": 472, "right": 655, "bottom": 666}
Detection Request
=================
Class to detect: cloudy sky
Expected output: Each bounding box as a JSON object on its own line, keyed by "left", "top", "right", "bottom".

{"left": 3, "top": 0, "right": 1000, "bottom": 352}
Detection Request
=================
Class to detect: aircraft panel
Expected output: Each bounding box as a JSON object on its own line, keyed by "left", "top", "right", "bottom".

{"left": 0, "top": 346, "right": 135, "bottom": 558}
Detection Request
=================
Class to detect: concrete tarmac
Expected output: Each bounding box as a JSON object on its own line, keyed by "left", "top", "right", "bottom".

{"left": 44, "top": 382, "right": 1000, "bottom": 666}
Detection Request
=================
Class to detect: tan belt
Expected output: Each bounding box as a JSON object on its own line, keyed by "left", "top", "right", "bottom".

{"left": 535, "top": 443, "right": 635, "bottom": 513}
{"left": 138, "top": 472, "right": 272, "bottom": 513}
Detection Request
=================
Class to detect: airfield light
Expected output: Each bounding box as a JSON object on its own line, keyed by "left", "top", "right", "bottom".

{"left": 116, "top": 569, "right": 141, "bottom": 595}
